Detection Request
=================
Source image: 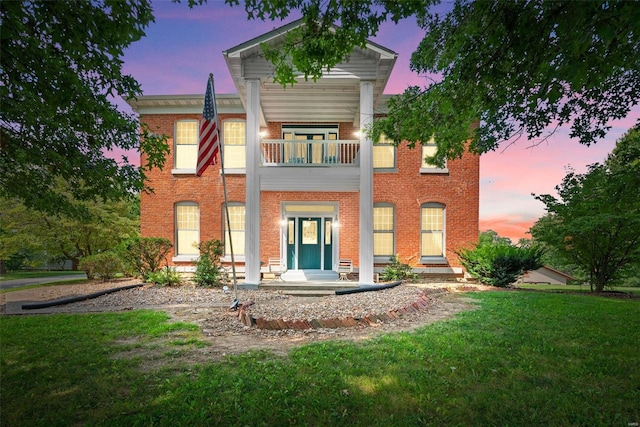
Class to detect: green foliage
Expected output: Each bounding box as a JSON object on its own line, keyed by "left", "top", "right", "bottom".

{"left": 2, "top": 293, "right": 640, "bottom": 425}
{"left": 117, "top": 237, "right": 173, "bottom": 279}
{"left": 459, "top": 241, "right": 544, "bottom": 288}
{"left": 0, "top": 194, "right": 139, "bottom": 270}
{"left": 227, "top": 0, "right": 640, "bottom": 165}
{"left": 0, "top": 1, "right": 169, "bottom": 214}
{"left": 79, "top": 252, "right": 123, "bottom": 281}
{"left": 379, "top": 255, "right": 418, "bottom": 282}
{"left": 532, "top": 125, "right": 640, "bottom": 292}
{"left": 193, "top": 240, "right": 225, "bottom": 287}
{"left": 145, "top": 266, "right": 182, "bottom": 286}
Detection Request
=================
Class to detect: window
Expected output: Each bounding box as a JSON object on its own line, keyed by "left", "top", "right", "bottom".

{"left": 174, "top": 121, "right": 198, "bottom": 170}
{"left": 223, "top": 121, "right": 245, "bottom": 169}
{"left": 373, "top": 134, "right": 396, "bottom": 170}
{"left": 421, "top": 137, "right": 448, "bottom": 173}
{"left": 175, "top": 203, "right": 199, "bottom": 256}
{"left": 421, "top": 203, "right": 445, "bottom": 259}
{"left": 223, "top": 204, "right": 245, "bottom": 256}
{"left": 373, "top": 204, "right": 395, "bottom": 258}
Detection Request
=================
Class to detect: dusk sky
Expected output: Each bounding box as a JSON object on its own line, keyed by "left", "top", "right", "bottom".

{"left": 119, "top": 1, "right": 639, "bottom": 243}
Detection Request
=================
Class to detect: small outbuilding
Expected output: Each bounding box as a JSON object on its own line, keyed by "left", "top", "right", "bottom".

{"left": 520, "top": 265, "right": 576, "bottom": 285}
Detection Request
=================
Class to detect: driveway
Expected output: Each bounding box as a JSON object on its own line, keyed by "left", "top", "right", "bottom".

{"left": 0, "top": 274, "right": 87, "bottom": 291}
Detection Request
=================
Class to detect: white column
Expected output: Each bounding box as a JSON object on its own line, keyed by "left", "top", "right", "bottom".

{"left": 244, "top": 79, "right": 261, "bottom": 285}
{"left": 359, "top": 81, "right": 374, "bottom": 285}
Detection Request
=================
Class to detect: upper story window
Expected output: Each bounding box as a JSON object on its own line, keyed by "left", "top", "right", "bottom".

{"left": 175, "top": 202, "right": 199, "bottom": 257}
{"left": 223, "top": 121, "right": 246, "bottom": 170}
{"left": 373, "top": 134, "right": 396, "bottom": 170}
{"left": 420, "top": 202, "right": 446, "bottom": 262}
{"left": 421, "top": 137, "right": 448, "bottom": 173}
{"left": 174, "top": 120, "right": 198, "bottom": 171}
{"left": 373, "top": 203, "right": 395, "bottom": 259}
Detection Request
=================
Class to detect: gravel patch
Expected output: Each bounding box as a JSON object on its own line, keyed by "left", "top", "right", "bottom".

{"left": 1, "top": 280, "right": 483, "bottom": 361}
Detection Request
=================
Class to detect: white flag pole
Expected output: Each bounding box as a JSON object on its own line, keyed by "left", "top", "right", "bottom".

{"left": 210, "top": 73, "right": 239, "bottom": 305}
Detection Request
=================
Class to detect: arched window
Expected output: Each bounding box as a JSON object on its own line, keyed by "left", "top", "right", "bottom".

{"left": 373, "top": 203, "right": 395, "bottom": 259}
{"left": 175, "top": 202, "right": 199, "bottom": 256}
{"left": 223, "top": 203, "right": 245, "bottom": 256}
{"left": 420, "top": 203, "right": 445, "bottom": 260}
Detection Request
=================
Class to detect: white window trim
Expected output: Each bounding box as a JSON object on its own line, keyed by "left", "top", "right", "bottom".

{"left": 174, "top": 201, "right": 200, "bottom": 258}
{"left": 223, "top": 202, "right": 245, "bottom": 257}
{"left": 173, "top": 120, "right": 199, "bottom": 174}
{"left": 222, "top": 119, "right": 246, "bottom": 173}
{"left": 420, "top": 202, "right": 447, "bottom": 264}
{"left": 420, "top": 143, "right": 449, "bottom": 174}
{"left": 373, "top": 203, "right": 395, "bottom": 262}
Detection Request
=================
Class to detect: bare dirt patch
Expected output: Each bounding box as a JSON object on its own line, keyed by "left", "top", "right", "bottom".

{"left": 1, "top": 280, "right": 485, "bottom": 366}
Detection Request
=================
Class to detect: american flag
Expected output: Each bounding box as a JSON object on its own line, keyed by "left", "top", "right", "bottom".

{"left": 196, "top": 76, "right": 219, "bottom": 176}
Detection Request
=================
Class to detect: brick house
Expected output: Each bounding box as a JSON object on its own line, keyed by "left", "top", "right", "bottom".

{"left": 128, "top": 20, "right": 479, "bottom": 286}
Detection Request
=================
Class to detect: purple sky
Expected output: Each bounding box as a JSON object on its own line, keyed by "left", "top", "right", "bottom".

{"left": 120, "top": 1, "right": 639, "bottom": 243}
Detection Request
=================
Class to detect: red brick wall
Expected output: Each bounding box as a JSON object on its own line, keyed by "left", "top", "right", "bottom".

{"left": 374, "top": 144, "right": 479, "bottom": 268}
{"left": 140, "top": 115, "right": 479, "bottom": 270}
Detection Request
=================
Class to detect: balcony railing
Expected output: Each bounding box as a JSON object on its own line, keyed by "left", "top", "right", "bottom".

{"left": 261, "top": 139, "right": 360, "bottom": 166}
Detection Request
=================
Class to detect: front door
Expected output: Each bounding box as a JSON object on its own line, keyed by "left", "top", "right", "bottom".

{"left": 298, "top": 218, "right": 321, "bottom": 269}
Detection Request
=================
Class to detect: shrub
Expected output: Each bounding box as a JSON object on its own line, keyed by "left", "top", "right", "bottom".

{"left": 117, "top": 237, "right": 172, "bottom": 278}
{"left": 193, "top": 240, "right": 225, "bottom": 287}
{"left": 458, "top": 243, "right": 544, "bottom": 288}
{"left": 79, "top": 252, "right": 122, "bottom": 281}
{"left": 379, "top": 255, "right": 418, "bottom": 282}
{"left": 146, "top": 266, "right": 182, "bottom": 286}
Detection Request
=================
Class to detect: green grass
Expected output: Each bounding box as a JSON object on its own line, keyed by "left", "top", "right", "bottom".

{"left": 518, "top": 283, "right": 640, "bottom": 295}
{"left": 1, "top": 292, "right": 639, "bottom": 426}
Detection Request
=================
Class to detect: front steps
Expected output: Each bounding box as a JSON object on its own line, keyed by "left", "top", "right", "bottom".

{"left": 280, "top": 269, "right": 339, "bottom": 282}
{"left": 259, "top": 281, "right": 359, "bottom": 297}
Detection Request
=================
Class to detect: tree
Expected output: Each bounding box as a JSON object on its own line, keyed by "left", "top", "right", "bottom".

{"left": 225, "top": 0, "right": 640, "bottom": 165}
{"left": 1, "top": 1, "right": 168, "bottom": 215}
{"left": 0, "top": 193, "right": 140, "bottom": 271}
{"left": 479, "top": 230, "right": 512, "bottom": 247}
{"left": 531, "top": 126, "right": 640, "bottom": 292}
{"left": 458, "top": 231, "right": 544, "bottom": 287}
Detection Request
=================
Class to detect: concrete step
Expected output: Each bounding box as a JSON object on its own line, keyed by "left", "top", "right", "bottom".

{"left": 281, "top": 270, "right": 339, "bottom": 282}
{"left": 259, "top": 281, "right": 360, "bottom": 296}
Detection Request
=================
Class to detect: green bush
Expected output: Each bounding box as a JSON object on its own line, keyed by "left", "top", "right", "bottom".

{"left": 458, "top": 243, "right": 544, "bottom": 288}
{"left": 146, "top": 267, "right": 182, "bottom": 286}
{"left": 379, "top": 255, "right": 418, "bottom": 282}
{"left": 117, "top": 237, "right": 172, "bottom": 278}
{"left": 193, "top": 240, "right": 225, "bottom": 287}
{"left": 79, "top": 252, "right": 122, "bottom": 281}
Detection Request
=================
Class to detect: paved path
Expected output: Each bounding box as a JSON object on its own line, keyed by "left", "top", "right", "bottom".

{"left": 0, "top": 274, "right": 87, "bottom": 291}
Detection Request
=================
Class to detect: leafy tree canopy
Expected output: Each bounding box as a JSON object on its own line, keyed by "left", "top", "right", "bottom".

{"left": 225, "top": 0, "right": 640, "bottom": 165}
{"left": 531, "top": 125, "right": 640, "bottom": 291}
{"left": 0, "top": 1, "right": 168, "bottom": 215}
{"left": 0, "top": 190, "right": 140, "bottom": 271}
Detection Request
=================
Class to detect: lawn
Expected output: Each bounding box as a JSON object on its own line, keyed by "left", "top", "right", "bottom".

{"left": 518, "top": 282, "right": 640, "bottom": 296}
{"left": 1, "top": 291, "right": 638, "bottom": 426}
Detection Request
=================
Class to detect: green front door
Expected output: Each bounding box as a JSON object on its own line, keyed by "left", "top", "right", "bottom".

{"left": 298, "top": 218, "right": 321, "bottom": 269}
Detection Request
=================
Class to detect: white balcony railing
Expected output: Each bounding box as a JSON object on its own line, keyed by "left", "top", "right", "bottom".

{"left": 261, "top": 139, "right": 360, "bottom": 166}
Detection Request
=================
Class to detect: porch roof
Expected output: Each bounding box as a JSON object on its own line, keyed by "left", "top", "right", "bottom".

{"left": 222, "top": 18, "right": 397, "bottom": 127}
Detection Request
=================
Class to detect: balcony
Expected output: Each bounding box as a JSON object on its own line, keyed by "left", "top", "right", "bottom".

{"left": 261, "top": 139, "right": 360, "bottom": 166}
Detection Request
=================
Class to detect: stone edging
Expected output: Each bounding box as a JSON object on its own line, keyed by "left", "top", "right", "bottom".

{"left": 233, "top": 288, "right": 450, "bottom": 330}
